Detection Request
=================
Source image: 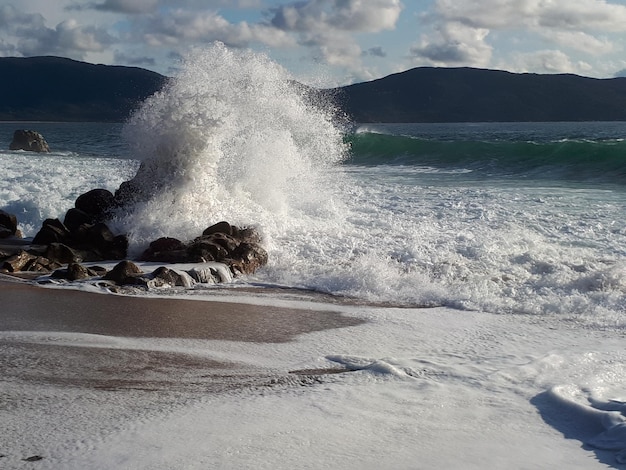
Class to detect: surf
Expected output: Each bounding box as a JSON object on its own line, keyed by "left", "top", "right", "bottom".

{"left": 110, "top": 43, "right": 349, "bottom": 254}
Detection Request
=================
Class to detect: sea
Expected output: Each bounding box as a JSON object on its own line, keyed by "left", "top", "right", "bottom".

{"left": 1, "top": 45, "right": 626, "bottom": 468}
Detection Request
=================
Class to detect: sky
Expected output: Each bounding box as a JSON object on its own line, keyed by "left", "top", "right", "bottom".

{"left": 2, "top": 0, "right": 626, "bottom": 86}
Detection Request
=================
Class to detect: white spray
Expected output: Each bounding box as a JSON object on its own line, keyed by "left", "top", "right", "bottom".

{"left": 113, "top": 43, "right": 348, "bottom": 254}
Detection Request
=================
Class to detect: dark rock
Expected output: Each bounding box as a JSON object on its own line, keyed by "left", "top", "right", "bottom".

{"left": 0, "top": 210, "right": 18, "bottom": 237}
{"left": 203, "top": 221, "right": 233, "bottom": 236}
{"left": 22, "top": 456, "right": 44, "bottom": 462}
{"left": 187, "top": 239, "right": 229, "bottom": 263}
{"left": 51, "top": 262, "right": 99, "bottom": 281}
{"left": 74, "top": 223, "right": 128, "bottom": 260}
{"left": 2, "top": 250, "right": 36, "bottom": 272}
{"left": 230, "top": 242, "right": 269, "bottom": 275}
{"left": 46, "top": 243, "right": 83, "bottom": 264}
{"left": 140, "top": 237, "right": 188, "bottom": 262}
{"left": 9, "top": 130, "right": 50, "bottom": 152}
{"left": 75, "top": 189, "right": 115, "bottom": 220}
{"left": 32, "top": 218, "right": 71, "bottom": 245}
{"left": 63, "top": 207, "right": 92, "bottom": 232}
{"left": 103, "top": 260, "right": 143, "bottom": 284}
{"left": 150, "top": 266, "right": 189, "bottom": 287}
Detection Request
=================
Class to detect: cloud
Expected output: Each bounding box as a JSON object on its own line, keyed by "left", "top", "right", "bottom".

{"left": 507, "top": 49, "right": 593, "bottom": 75}
{"left": 268, "top": 0, "right": 402, "bottom": 76}
{"left": 364, "top": 46, "right": 387, "bottom": 58}
{"left": 412, "top": 0, "right": 626, "bottom": 72}
{"left": 431, "top": 0, "right": 626, "bottom": 31}
{"left": 539, "top": 30, "right": 615, "bottom": 55}
{"left": 0, "top": 5, "right": 114, "bottom": 58}
{"left": 410, "top": 21, "right": 492, "bottom": 67}
{"left": 270, "top": 0, "right": 402, "bottom": 33}
{"left": 114, "top": 50, "right": 156, "bottom": 66}
{"left": 141, "top": 10, "right": 294, "bottom": 48}
{"left": 94, "top": 0, "right": 159, "bottom": 14}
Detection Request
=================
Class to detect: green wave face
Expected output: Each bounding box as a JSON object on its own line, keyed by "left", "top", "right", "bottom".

{"left": 345, "top": 132, "right": 626, "bottom": 183}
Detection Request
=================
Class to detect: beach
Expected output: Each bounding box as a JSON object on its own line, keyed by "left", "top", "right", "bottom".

{"left": 2, "top": 278, "right": 626, "bottom": 469}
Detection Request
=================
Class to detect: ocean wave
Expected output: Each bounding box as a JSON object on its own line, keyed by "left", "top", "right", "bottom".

{"left": 345, "top": 132, "right": 626, "bottom": 183}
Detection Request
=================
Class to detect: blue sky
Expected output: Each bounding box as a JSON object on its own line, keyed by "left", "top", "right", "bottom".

{"left": 2, "top": 0, "right": 626, "bottom": 86}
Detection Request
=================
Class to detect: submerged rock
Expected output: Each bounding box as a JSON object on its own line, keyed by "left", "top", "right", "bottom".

{"left": 9, "top": 130, "right": 50, "bottom": 152}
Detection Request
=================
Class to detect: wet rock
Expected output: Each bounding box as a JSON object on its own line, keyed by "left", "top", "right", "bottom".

{"left": 63, "top": 207, "right": 92, "bottom": 232}
{"left": 202, "top": 221, "right": 233, "bottom": 236}
{"left": 32, "top": 218, "right": 71, "bottom": 246}
{"left": 103, "top": 260, "right": 143, "bottom": 284}
{"left": 46, "top": 243, "right": 83, "bottom": 264}
{"left": 2, "top": 250, "right": 37, "bottom": 272}
{"left": 75, "top": 188, "right": 115, "bottom": 221}
{"left": 51, "top": 262, "right": 100, "bottom": 281}
{"left": 0, "top": 210, "right": 18, "bottom": 238}
{"left": 140, "top": 237, "right": 188, "bottom": 263}
{"left": 9, "top": 130, "right": 50, "bottom": 152}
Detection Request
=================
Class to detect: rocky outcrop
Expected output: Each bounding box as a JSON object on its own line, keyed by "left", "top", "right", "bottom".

{"left": 0, "top": 210, "right": 19, "bottom": 238}
{"left": 9, "top": 130, "right": 50, "bottom": 152}
{"left": 0, "top": 206, "right": 268, "bottom": 289}
{"left": 140, "top": 221, "right": 268, "bottom": 275}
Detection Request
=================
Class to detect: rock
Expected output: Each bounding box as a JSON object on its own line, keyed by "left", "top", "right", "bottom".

{"left": 202, "top": 221, "right": 233, "bottom": 236}
{"left": 140, "top": 237, "right": 188, "bottom": 262}
{"left": 2, "top": 250, "right": 36, "bottom": 272}
{"left": 103, "top": 260, "right": 143, "bottom": 284}
{"left": 230, "top": 242, "right": 269, "bottom": 275}
{"left": 0, "top": 210, "right": 18, "bottom": 238}
{"left": 75, "top": 189, "right": 115, "bottom": 220}
{"left": 63, "top": 207, "right": 92, "bottom": 232}
{"left": 149, "top": 266, "right": 191, "bottom": 287}
{"left": 1, "top": 250, "right": 59, "bottom": 272}
{"left": 9, "top": 130, "right": 50, "bottom": 152}
{"left": 46, "top": 242, "right": 83, "bottom": 264}
{"left": 32, "top": 218, "right": 71, "bottom": 246}
{"left": 51, "top": 262, "right": 100, "bottom": 281}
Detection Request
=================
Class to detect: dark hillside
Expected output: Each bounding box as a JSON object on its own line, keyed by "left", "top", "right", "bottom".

{"left": 0, "top": 56, "right": 167, "bottom": 121}
{"left": 334, "top": 67, "right": 626, "bottom": 122}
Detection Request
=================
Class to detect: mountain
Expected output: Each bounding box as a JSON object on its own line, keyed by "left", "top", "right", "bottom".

{"left": 0, "top": 56, "right": 167, "bottom": 122}
{"left": 333, "top": 67, "right": 626, "bottom": 122}
{"left": 2, "top": 56, "right": 626, "bottom": 122}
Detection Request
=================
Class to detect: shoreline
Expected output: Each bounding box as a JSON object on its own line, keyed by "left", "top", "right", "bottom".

{"left": 0, "top": 279, "right": 364, "bottom": 343}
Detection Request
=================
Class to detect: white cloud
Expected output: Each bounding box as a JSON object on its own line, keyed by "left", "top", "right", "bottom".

{"left": 540, "top": 30, "right": 615, "bottom": 55}
{"left": 412, "top": 0, "right": 626, "bottom": 73}
{"left": 507, "top": 49, "right": 593, "bottom": 75}
{"left": 410, "top": 21, "right": 492, "bottom": 67}
{"left": 270, "top": 0, "right": 402, "bottom": 33}
{"left": 142, "top": 10, "right": 294, "bottom": 48}
{"left": 0, "top": 4, "right": 113, "bottom": 58}
{"left": 268, "top": 0, "right": 403, "bottom": 77}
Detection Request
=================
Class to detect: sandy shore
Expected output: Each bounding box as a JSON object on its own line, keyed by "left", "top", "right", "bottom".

{"left": 0, "top": 279, "right": 364, "bottom": 463}
{"left": 0, "top": 279, "right": 363, "bottom": 342}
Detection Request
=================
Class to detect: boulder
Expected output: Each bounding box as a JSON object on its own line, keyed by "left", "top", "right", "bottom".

{"left": 32, "top": 218, "right": 71, "bottom": 246}
{"left": 51, "top": 263, "right": 100, "bottom": 281}
{"left": 0, "top": 210, "right": 18, "bottom": 238}
{"left": 203, "top": 221, "right": 233, "bottom": 237}
{"left": 103, "top": 260, "right": 143, "bottom": 285}
{"left": 9, "top": 130, "right": 50, "bottom": 152}
{"left": 140, "top": 237, "right": 188, "bottom": 263}
{"left": 75, "top": 189, "right": 115, "bottom": 220}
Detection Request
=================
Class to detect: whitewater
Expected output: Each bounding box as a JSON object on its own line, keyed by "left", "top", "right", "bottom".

{"left": 1, "top": 44, "right": 626, "bottom": 468}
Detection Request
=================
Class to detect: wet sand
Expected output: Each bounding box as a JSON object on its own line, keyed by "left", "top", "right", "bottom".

{"left": 0, "top": 280, "right": 364, "bottom": 343}
{"left": 0, "top": 279, "right": 364, "bottom": 461}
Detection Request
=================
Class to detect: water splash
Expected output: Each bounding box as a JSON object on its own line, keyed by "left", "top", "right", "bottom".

{"left": 112, "top": 43, "right": 348, "bottom": 253}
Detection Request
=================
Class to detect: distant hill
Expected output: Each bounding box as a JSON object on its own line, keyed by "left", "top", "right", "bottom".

{"left": 0, "top": 56, "right": 167, "bottom": 122}
{"left": 334, "top": 67, "right": 626, "bottom": 122}
{"left": 2, "top": 57, "right": 626, "bottom": 122}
